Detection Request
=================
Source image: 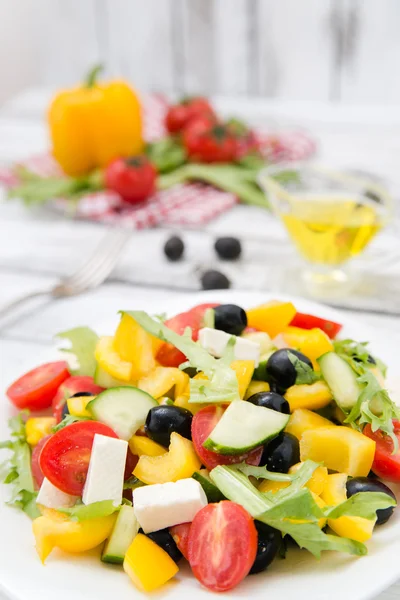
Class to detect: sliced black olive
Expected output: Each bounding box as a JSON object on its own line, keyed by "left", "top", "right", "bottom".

{"left": 145, "top": 405, "right": 193, "bottom": 447}
{"left": 260, "top": 432, "right": 300, "bottom": 472}
{"left": 266, "top": 348, "right": 313, "bottom": 390}
{"left": 164, "top": 236, "right": 184, "bottom": 261}
{"left": 142, "top": 528, "right": 182, "bottom": 562}
{"left": 214, "top": 237, "right": 241, "bottom": 260}
{"left": 213, "top": 304, "right": 247, "bottom": 335}
{"left": 200, "top": 270, "right": 231, "bottom": 290}
{"left": 247, "top": 391, "right": 290, "bottom": 415}
{"left": 346, "top": 477, "right": 396, "bottom": 525}
{"left": 249, "top": 522, "right": 282, "bottom": 574}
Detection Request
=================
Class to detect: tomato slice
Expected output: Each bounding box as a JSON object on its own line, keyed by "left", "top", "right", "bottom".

{"left": 290, "top": 312, "right": 342, "bottom": 339}
{"left": 39, "top": 421, "right": 118, "bottom": 495}
{"left": 52, "top": 376, "right": 104, "bottom": 422}
{"left": 188, "top": 303, "right": 220, "bottom": 318}
{"left": 188, "top": 501, "right": 257, "bottom": 592}
{"left": 170, "top": 522, "right": 191, "bottom": 560}
{"left": 364, "top": 421, "right": 400, "bottom": 482}
{"left": 7, "top": 362, "right": 70, "bottom": 411}
{"left": 191, "top": 406, "right": 263, "bottom": 470}
{"left": 31, "top": 434, "right": 52, "bottom": 489}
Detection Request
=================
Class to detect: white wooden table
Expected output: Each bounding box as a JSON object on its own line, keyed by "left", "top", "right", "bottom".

{"left": 1, "top": 90, "right": 400, "bottom": 599}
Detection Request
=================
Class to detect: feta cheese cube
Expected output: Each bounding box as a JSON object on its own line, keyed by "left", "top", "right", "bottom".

{"left": 133, "top": 478, "right": 207, "bottom": 533}
{"left": 36, "top": 477, "right": 77, "bottom": 509}
{"left": 82, "top": 434, "right": 128, "bottom": 506}
{"left": 199, "top": 327, "right": 260, "bottom": 366}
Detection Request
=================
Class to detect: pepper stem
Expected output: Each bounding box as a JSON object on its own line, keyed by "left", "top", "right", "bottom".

{"left": 85, "top": 64, "right": 104, "bottom": 88}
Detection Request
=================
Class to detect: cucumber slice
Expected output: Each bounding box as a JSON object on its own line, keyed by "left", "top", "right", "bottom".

{"left": 204, "top": 400, "right": 289, "bottom": 455}
{"left": 319, "top": 352, "right": 362, "bottom": 412}
{"left": 102, "top": 505, "right": 139, "bottom": 564}
{"left": 94, "top": 364, "right": 130, "bottom": 388}
{"left": 88, "top": 387, "right": 157, "bottom": 440}
{"left": 192, "top": 469, "right": 225, "bottom": 503}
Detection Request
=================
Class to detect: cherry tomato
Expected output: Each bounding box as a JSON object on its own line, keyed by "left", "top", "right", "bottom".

{"left": 290, "top": 312, "right": 343, "bottom": 339}
{"left": 170, "top": 522, "right": 191, "bottom": 560}
{"left": 124, "top": 448, "right": 138, "bottom": 480}
{"left": 364, "top": 421, "right": 400, "bottom": 483}
{"left": 188, "top": 501, "right": 257, "bottom": 592}
{"left": 52, "top": 376, "right": 104, "bottom": 422}
{"left": 183, "top": 122, "right": 239, "bottom": 163}
{"left": 31, "top": 434, "right": 52, "bottom": 489}
{"left": 165, "top": 97, "right": 215, "bottom": 134}
{"left": 191, "top": 406, "right": 263, "bottom": 470}
{"left": 105, "top": 156, "right": 157, "bottom": 204}
{"left": 39, "top": 421, "right": 118, "bottom": 495}
{"left": 6, "top": 362, "right": 70, "bottom": 411}
{"left": 188, "top": 302, "right": 220, "bottom": 319}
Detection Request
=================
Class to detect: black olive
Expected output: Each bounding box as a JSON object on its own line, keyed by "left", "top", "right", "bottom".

{"left": 353, "top": 354, "right": 376, "bottom": 365}
{"left": 141, "top": 528, "right": 182, "bottom": 562}
{"left": 266, "top": 349, "right": 313, "bottom": 390}
{"left": 346, "top": 477, "right": 396, "bottom": 525}
{"left": 62, "top": 391, "right": 93, "bottom": 419}
{"left": 164, "top": 236, "right": 184, "bottom": 261}
{"left": 213, "top": 304, "right": 247, "bottom": 335}
{"left": 247, "top": 392, "right": 290, "bottom": 415}
{"left": 61, "top": 402, "right": 70, "bottom": 419}
{"left": 260, "top": 433, "right": 300, "bottom": 472}
{"left": 214, "top": 237, "right": 241, "bottom": 260}
{"left": 70, "top": 392, "right": 94, "bottom": 398}
{"left": 250, "top": 521, "right": 282, "bottom": 574}
{"left": 200, "top": 269, "right": 231, "bottom": 290}
{"left": 145, "top": 405, "right": 193, "bottom": 447}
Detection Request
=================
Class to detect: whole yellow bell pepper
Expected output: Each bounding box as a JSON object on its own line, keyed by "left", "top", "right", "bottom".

{"left": 48, "top": 65, "right": 143, "bottom": 176}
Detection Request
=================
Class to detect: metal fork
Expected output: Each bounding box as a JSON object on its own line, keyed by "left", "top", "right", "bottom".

{"left": 0, "top": 227, "right": 131, "bottom": 320}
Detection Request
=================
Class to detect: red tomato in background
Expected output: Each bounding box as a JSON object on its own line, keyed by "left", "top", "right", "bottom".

{"left": 183, "top": 121, "right": 239, "bottom": 163}
{"left": 170, "top": 522, "right": 191, "bottom": 560}
{"left": 191, "top": 406, "right": 263, "bottom": 470}
{"left": 39, "top": 421, "right": 118, "bottom": 495}
{"left": 290, "top": 312, "right": 342, "bottom": 339}
{"left": 7, "top": 362, "right": 70, "bottom": 411}
{"left": 105, "top": 156, "right": 156, "bottom": 204}
{"left": 165, "top": 97, "right": 215, "bottom": 134}
{"left": 188, "top": 501, "right": 257, "bottom": 592}
{"left": 364, "top": 421, "right": 400, "bottom": 482}
{"left": 52, "top": 376, "right": 104, "bottom": 422}
{"left": 31, "top": 434, "right": 52, "bottom": 488}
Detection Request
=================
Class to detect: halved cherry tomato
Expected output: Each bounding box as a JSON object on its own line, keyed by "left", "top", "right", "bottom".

{"left": 191, "top": 406, "right": 263, "bottom": 470}
{"left": 52, "top": 376, "right": 104, "bottom": 422}
{"left": 290, "top": 312, "right": 342, "bottom": 339}
{"left": 165, "top": 97, "right": 215, "bottom": 134}
{"left": 6, "top": 362, "right": 70, "bottom": 411}
{"left": 183, "top": 121, "right": 239, "bottom": 163}
{"left": 39, "top": 421, "right": 118, "bottom": 495}
{"left": 188, "top": 501, "right": 257, "bottom": 592}
{"left": 188, "top": 302, "right": 220, "bottom": 319}
{"left": 31, "top": 434, "right": 52, "bottom": 488}
{"left": 364, "top": 421, "right": 400, "bottom": 482}
{"left": 170, "top": 522, "right": 191, "bottom": 560}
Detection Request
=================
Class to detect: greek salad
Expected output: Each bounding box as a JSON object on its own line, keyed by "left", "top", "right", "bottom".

{"left": 1, "top": 300, "right": 399, "bottom": 594}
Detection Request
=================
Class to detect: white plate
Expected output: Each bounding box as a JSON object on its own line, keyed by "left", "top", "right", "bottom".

{"left": 1, "top": 291, "right": 400, "bottom": 600}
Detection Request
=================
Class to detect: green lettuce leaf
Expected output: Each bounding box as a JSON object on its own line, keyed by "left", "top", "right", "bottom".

{"left": 235, "top": 460, "right": 319, "bottom": 487}
{"left": 125, "top": 311, "right": 240, "bottom": 404}
{"left": 288, "top": 351, "right": 320, "bottom": 385}
{"left": 57, "top": 500, "right": 119, "bottom": 521}
{"left": 323, "top": 492, "right": 396, "bottom": 520}
{"left": 56, "top": 326, "right": 99, "bottom": 377}
{"left": 334, "top": 339, "right": 387, "bottom": 377}
{"left": 52, "top": 414, "right": 92, "bottom": 433}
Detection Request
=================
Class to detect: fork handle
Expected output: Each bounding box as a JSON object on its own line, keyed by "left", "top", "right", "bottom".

{"left": 0, "top": 290, "right": 50, "bottom": 321}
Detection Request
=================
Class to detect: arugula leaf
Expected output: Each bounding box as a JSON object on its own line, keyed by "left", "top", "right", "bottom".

{"left": 288, "top": 351, "right": 320, "bottom": 385}
{"left": 235, "top": 460, "right": 319, "bottom": 485}
{"left": 56, "top": 326, "right": 99, "bottom": 377}
{"left": 324, "top": 492, "right": 396, "bottom": 521}
{"left": 334, "top": 339, "right": 387, "bottom": 376}
{"left": 52, "top": 414, "right": 92, "bottom": 433}
{"left": 0, "top": 413, "right": 40, "bottom": 519}
{"left": 57, "top": 500, "right": 119, "bottom": 521}
{"left": 125, "top": 311, "right": 240, "bottom": 404}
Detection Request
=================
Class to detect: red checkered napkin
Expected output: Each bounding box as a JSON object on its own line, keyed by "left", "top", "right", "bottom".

{"left": 0, "top": 94, "right": 316, "bottom": 228}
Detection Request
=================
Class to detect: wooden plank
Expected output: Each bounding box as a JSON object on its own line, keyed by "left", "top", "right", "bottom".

{"left": 339, "top": 0, "right": 400, "bottom": 104}
{"left": 256, "top": 0, "right": 335, "bottom": 100}
{"left": 100, "top": 0, "right": 174, "bottom": 92}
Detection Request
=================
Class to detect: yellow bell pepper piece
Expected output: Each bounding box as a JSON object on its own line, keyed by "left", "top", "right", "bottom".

{"left": 114, "top": 314, "right": 159, "bottom": 380}
{"left": 259, "top": 464, "right": 328, "bottom": 497}
{"left": 284, "top": 381, "right": 333, "bottom": 412}
{"left": 246, "top": 301, "right": 296, "bottom": 337}
{"left": 244, "top": 380, "right": 270, "bottom": 400}
{"left": 138, "top": 367, "right": 189, "bottom": 400}
{"left": 124, "top": 533, "right": 179, "bottom": 592}
{"left": 282, "top": 327, "right": 334, "bottom": 368}
{"left": 133, "top": 432, "right": 201, "bottom": 484}
{"left": 321, "top": 473, "right": 375, "bottom": 542}
{"left": 174, "top": 393, "right": 205, "bottom": 415}
{"left": 300, "top": 426, "right": 376, "bottom": 477}
{"left": 129, "top": 435, "right": 166, "bottom": 457}
{"left": 67, "top": 395, "right": 95, "bottom": 417}
{"left": 48, "top": 65, "right": 143, "bottom": 176}
{"left": 26, "top": 417, "right": 56, "bottom": 446}
{"left": 231, "top": 360, "right": 255, "bottom": 399}
{"left": 312, "top": 492, "right": 328, "bottom": 529}
{"left": 32, "top": 512, "right": 116, "bottom": 563}
{"left": 95, "top": 336, "right": 133, "bottom": 382}
{"left": 285, "top": 408, "right": 335, "bottom": 440}
{"left": 258, "top": 479, "right": 288, "bottom": 494}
